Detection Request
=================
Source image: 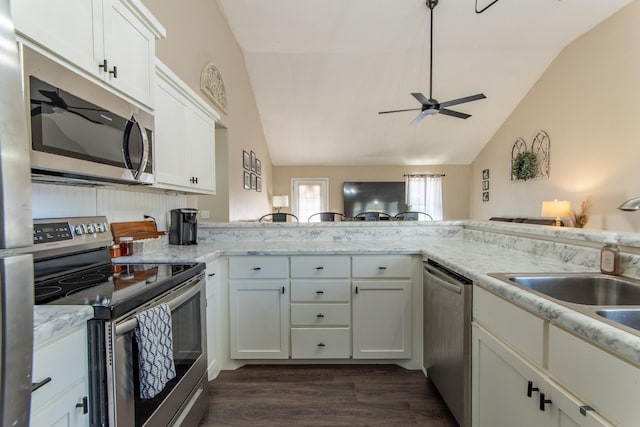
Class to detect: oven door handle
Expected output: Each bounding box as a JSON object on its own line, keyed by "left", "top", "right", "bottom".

{"left": 114, "top": 278, "right": 202, "bottom": 337}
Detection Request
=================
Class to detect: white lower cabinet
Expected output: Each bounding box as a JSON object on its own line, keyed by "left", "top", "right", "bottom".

{"left": 31, "top": 325, "right": 89, "bottom": 427}
{"left": 205, "top": 258, "right": 220, "bottom": 380}
{"left": 472, "top": 323, "right": 611, "bottom": 427}
{"left": 229, "top": 279, "right": 290, "bottom": 359}
{"left": 352, "top": 280, "right": 412, "bottom": 359}
{"left": 473, "top": 286, "right": 613, "bottom": 427}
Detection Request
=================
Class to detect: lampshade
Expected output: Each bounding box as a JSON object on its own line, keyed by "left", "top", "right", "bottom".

{"left": 272, "top": 195, "right": 289, "bottom": 208}
{"left": 541, "top": 200, "right": 570, "bottom": 218}
{"left": 618, "top": 197, "right": 640, "bottom": 211}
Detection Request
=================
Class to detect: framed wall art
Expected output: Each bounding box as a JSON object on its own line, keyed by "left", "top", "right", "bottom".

{"left": 256, "top": 158, "right": 261, "bottom": 176}
{"left": 256, "top": 176, "right": 262, "bottom": 192}
{"left": 482, "top": 180, "right": 489, "bottom": 191}
{"left": 243, "top": 171, "right": 250, "bottom": 189}
{"left": 482, "top": 169, "right": 489, "bottom": 180}
{"left": 250, "top": 173, "right": 257, "bottom": 189}
{"left": 250, "top": 151, "right": 256, "bottom": 172}
{"left": 482, "top": 191, "right": 490, "bottom": 202}
{"left": 243, "top": 151, "right": 250, "bottom": 170}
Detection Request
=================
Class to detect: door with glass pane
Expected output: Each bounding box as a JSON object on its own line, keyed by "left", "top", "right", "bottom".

{"left": 292, "top": 179, "right": 329, "bottom": 222}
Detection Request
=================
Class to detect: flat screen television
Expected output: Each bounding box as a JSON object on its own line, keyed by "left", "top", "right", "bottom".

{"left": 343, "top": 182, "right": 406, "bottom": 217}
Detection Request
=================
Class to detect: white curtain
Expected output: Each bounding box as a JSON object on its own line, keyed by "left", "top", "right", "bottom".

{"left": 405, "top": 175, "right": 443, "bottom": 220}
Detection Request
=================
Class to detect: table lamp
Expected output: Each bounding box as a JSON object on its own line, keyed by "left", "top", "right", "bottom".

{"left": 541, "top": 200, "right": 570, "bottom": 226}
{"left": 272, "top": 195, "right": 289, "bottom": 222}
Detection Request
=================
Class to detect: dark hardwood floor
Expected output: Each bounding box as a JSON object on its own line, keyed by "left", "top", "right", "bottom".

{"left": 199, "top": 365, "right": 459, "bottom": 426}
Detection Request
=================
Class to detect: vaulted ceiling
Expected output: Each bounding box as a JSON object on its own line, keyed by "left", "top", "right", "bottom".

{"left": 217, "top": 0, "right": 632, "bottom": 166}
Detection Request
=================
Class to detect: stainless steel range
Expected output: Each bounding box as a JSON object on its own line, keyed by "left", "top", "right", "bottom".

{"left": 32, "top": 216, "right": 208, "bottom": 427}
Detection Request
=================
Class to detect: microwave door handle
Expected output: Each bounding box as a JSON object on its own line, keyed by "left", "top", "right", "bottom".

{"left": 122, "top": 115, "right": 149, "bottom": 180}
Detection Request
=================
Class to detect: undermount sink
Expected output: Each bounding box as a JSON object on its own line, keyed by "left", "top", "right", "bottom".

{"left": 492, "top": 273, "right": 640, "bottom": 305}
{"left": 596, "top": 308, "right": 640, "bottom": 331}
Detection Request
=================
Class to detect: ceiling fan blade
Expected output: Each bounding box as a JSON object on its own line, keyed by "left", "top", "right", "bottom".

{"left": 411, "top": 92, "right": 431, "bottom": 105}
{"left": 439, "top": 108, "right": 471, "bottom": 119}
{"left": 409, "top": 110, "right": 434, "bottom": 126}
{"left": 378, "top": 107, "right": 423, "bottom": 115}
{"left": 439, "top": 93, "right": 486, "bottom": 108}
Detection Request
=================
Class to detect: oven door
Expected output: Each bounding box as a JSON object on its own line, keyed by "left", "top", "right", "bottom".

{"left": 109, "top": 273, "right": 208, "bottom": 427}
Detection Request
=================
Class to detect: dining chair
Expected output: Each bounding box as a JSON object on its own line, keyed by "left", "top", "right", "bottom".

{"left": 354, "top": 211, "right": 392, "bottom": 221}
{"left": 258, "top": 213, "right": 299, "bottom": 222}
{"left": 307, "top": 212, "right": 346, "bottom": 222}
{"left": 393, "top": 211, "right": 434, "bottom": 221}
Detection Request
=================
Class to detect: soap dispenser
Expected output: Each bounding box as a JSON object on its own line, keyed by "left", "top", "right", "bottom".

{"left": 600, "top": 233, "right": 620, "bottom": 275}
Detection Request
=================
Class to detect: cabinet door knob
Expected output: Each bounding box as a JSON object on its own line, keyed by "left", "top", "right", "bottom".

{"left": 98, "top": 59, "right": 108, "bottom": 73}
{"left": 31, "top": 377, "right": 52, "bottom": 392}
{"left": 539, "top": 393, "right": 552, "bottom": 411}
{"left": 281, "top": 286, "right": 285, "bottom": 294}
{"left": 316, "top": 313, "right": 325, "bottom": 318}
{"left": 76, "top": 396, "right": 88, "bottom": 414}
{"left": 527, "top": 381, "right": 539, "bottom": 397}
{"left": 109, "top": 65, "right": 118, "bottom": 78}
{"left": 317, "top": 342, "right": 326, "bottom": 347}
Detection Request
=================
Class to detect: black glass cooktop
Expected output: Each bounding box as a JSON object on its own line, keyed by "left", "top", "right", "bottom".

{"left": 34, "top": 259, "right": 204, "bottom": 319}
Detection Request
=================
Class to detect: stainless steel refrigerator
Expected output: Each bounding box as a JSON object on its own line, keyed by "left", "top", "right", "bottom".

{"left": 0, "top": 0, "right": 35, "bottom": 424}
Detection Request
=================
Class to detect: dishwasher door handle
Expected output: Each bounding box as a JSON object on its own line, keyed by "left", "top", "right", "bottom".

{"left": 424, "top": 266, "right": 463, "bottom": 294}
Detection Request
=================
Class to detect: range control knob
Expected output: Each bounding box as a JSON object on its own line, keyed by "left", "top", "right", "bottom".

{"left": 95, "top": 223, "right": 106, "bottom": 233}
{"left": 86, "top": 223, "right": 96, "bottom": 234}
{"left": 74, "top": 225, "right": 85, "bottom": 235}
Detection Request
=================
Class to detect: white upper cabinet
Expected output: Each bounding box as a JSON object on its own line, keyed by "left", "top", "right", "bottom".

{"left": 154, "top": 61, "right": 219, "bottom": 194}
{"left": 12, "top": 0, "right": 165, "bottom": 108}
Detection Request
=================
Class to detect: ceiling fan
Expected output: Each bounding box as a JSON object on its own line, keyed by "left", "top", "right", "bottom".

{"left": 379, "top": 0, "right": 486, "bottom": 126}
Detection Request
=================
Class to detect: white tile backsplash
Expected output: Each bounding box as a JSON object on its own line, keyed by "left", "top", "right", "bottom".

{"left": 32, "top": 183, "right": 191, "bottom": 231}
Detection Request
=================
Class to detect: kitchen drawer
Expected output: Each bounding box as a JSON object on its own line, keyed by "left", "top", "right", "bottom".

{"left": 352, "top": 255, "right": 412, "bottom": 278}
{"left": 291, "top": 328, "right": 351, "bottom": 359}
{"left": 473, "top": 286, "right": 546, "bottom": 366}
{"left": 290, "top": 279, "right": 351, "bottom": 302}
{"left": 290, "top": 256, "right": 350, "bottom": 278}
{"left": 548, "top": 325, "right": 640, "bottom": 427}
{"left": 31, "top": 326, "right": 87, "bottom": 411}
{"left": 291, "top": 303, "right": 351, "bottom": 326}
{"left": 229, "top": 256, "right": 289, "bottom": 279}
{"left": 31, "top": 380, "right": 88, "bottom": 427}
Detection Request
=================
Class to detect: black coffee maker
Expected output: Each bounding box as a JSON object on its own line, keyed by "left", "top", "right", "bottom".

{"left": 169, "top": 208, "right": 198, "bottom": 245}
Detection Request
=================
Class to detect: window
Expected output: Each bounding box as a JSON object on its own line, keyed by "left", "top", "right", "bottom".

{"left": 405, "top": 174, "right": 443, "bottom": 220}
{"left": 292, "top": 178, "right": 328, "bottom": 222}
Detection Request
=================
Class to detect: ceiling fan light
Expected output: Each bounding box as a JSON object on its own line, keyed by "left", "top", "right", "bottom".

{"left": 424, "top": 110, "right": 438, "bottom": 116}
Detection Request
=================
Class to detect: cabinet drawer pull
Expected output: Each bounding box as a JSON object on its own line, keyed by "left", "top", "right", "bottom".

{"left": 109, "top": 65, "right": 118, "bottom": 78}
{"left": 316, "top": 290, "right": 324, "bottom": 294}
{"left": 539, "top": 393, "right": 552, "bottom": 411}
{"left": 208, "top": 273, "right": 215, "bottom": 277}
{"left": 252, "top": 267, "right": 262, "bottom": 271}
{"left": 316, "top": 313, "right": 325, "bottom": 318}
{"left": 579, "top": 405, "right": 593, "bottom": 416}
{"left": 526, "top": 381, "right": 539, "bottom": 397}
{"left": 315, "top": 266, "right": 325, "bottom": 270}
{"left": 98, "top": 59, "right": 108, "bottom": 73}
{"left": 378, "top": 266, "right": 387, "bottom": 270}
{"left": 31, "top": 377, "right": 52, "bottom": 393}
{"left": 76, "top": 396, "right": 88, "bottom": 414}
{"left": 317, "top": 342, "right": 326, "bottom": 347}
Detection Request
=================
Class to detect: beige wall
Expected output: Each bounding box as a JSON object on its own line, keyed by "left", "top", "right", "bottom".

{"left": 141, "top": 0, "right": 271, "bottom": 222}
{"left": 470, "top": 0, "right": 640, "bottom": 232}
{"left": 273, "top": 165, "right": 471, "bottom": 220}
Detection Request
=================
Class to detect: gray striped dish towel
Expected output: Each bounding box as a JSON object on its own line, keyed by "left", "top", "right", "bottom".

{"left": 134, "top": 304, "right": 176, "bottom": 399}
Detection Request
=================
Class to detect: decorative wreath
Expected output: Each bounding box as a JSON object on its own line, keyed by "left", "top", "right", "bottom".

{"left": 512, "top": 151, "right": 538, "bottom": 181}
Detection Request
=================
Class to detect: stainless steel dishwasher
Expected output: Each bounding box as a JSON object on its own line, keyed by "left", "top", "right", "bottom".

{"left": 423, "top": 258, "right": 473, "bottom": 427}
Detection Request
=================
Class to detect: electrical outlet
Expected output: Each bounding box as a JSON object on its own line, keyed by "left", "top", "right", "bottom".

{"left": 200, "top": 210, "right": 210, "bottom": 219}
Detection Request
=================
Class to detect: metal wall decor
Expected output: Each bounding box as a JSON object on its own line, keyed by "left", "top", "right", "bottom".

{"left": 200, "top": 63, "right": 228, "bottom": 114}
{"left": 510, "top": 131, "right": 550, "bottom": 182}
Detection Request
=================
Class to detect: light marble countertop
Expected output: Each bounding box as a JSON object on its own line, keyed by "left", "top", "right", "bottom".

{"left": 34, "top": 220, "right": 640, "bottom": 366}
{"left": 33, "top": 306, "right": 94, "bottom": 347}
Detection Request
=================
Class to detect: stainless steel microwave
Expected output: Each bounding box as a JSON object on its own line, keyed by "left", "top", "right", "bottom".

{"left": 25, "top": 48, "right": 154, "bottom": 186}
